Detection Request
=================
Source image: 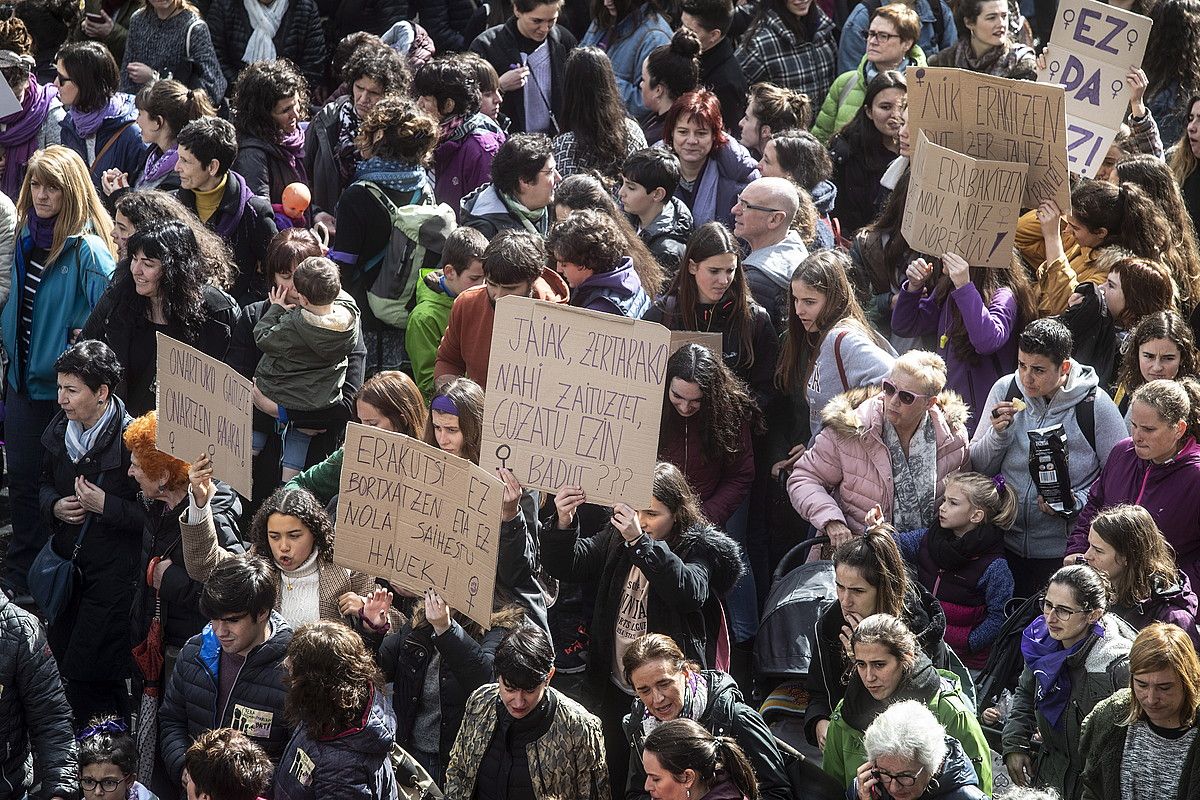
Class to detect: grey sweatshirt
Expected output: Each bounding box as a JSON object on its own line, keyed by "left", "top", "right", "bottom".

{"left": 806, "top": 321, "right": 896, "bottom": 440}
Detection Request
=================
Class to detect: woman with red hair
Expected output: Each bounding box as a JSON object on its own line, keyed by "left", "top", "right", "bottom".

{"left": 662, "top": 89, "right": 759, "bottom": 227}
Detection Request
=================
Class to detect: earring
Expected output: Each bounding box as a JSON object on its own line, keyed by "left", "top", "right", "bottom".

{"left": 686, "top": 792, "right": 691, "bottom": 800}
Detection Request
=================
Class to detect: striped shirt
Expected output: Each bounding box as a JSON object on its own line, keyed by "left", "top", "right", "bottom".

{"left": 19, "top": 248, "right": 47, "bottom": 362}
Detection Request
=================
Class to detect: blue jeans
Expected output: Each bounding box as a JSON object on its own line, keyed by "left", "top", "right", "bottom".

{"left": 2, "top": 391, "right": 56, "bottom": 593}
{"left": 723, "top": 498, "right": 758, "bottom": 643}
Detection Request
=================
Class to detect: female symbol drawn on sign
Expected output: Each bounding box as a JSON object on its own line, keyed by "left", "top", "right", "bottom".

{"left": 467, "top": 576, "right": 479, "bottom": 612}
{"left": 496, "top": 444, "right": 511, "bottom": 470}
{"left": 168, "top": 431, "right": 176, "bottom": 452}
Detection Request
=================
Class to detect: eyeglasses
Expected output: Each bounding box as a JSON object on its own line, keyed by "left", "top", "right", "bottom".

{"left": 54, "top": 72, "right": 73, "bottom": 85}
{"left": 1041, "top": 597, "right": 1090, "bottom": 621}
{"left": 81, "top": 777, "right": 127, "bottom": 793}
{"left": 735, "top": 196, "right": 781, "bottom": 214}
{"left": 865, "top": 29, "right": 902, "bottom": 41}
{"left": 881, "top": 379, "right": 931, "bottom": 406}
{"left": 872, "top": 767, "right": 926, "bottom": 787}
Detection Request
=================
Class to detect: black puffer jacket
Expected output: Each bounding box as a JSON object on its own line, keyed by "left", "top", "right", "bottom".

{"left": 132, "top": 481, "right": 244, "bottom": 653}
{"left": 38, "top": 395, "right": 145, "bottom": 682}
{"left": 541, "top": 519, "right": 745, "bottom": 703}
{"left": 81, "top": 278, "right": 240, "bottom": 416}
{"left": 158, "top": 611, "right": 293, "bottom": 781}
{"left": 206, "top": 0, "right": 326, "bottom": 88}
{"left": 803, "top": 581, "right": 951, "bottom": 745}
{"left": 232, "top": 134, "right": 305, "bottom": 207}
{"left": 636, "top": 197, "right": 693, "bottom": 275}
{"left": 623, "top": 670, "right": 791, "bottom": 800}
{"left": 410, "top": 0, "right": 481, "bottom": 51}
{"left": 0, "top": 593, "right": 77, "bottom": 800}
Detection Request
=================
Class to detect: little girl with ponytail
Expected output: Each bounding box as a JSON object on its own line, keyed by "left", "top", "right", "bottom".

{"left": 77, "top": 717, "right": 156, "bottom": 800}
{"left": 890, "top": 471, "right": 1017, "bottom": 669}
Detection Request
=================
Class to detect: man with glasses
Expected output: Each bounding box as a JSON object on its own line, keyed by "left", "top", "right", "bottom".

{"left": 732, "top": 176, "right": 807, "bottom": 329}
{"left": 789, "top": 350, "right": 970, "bottom": 545}
{"left": 159, "top": 557, "right": 293, "bottom": 793}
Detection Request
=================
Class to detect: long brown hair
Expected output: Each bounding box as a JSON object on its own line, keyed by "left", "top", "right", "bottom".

{"left": 422, "top": 377, "right": 484, "bottom": 465}
{"left": 1118, "top": 311, "right": 1199, "bottom": 395}
{"left": 355, "top": 371, "right": 427, "bottom": 436}
{"left": 1116, "top": 154, "right": 1200, "bottom": 311}
{"left": 648, "top": 461, "right": 710, "bottom": 551}
{"left": 1091, "top": 504, "right": 1183, "bottom": 607}
{"left": 833, "top": 527, "right": 910, "bottom": 619}
{"left": 284, "top": 621, "right": 383, "bottom": 738}
{"left": 1169, "top": 96, "right": 1200, "bottom": 184}
{"left": 775, "top": 249, "right": 876, "bottom": 393}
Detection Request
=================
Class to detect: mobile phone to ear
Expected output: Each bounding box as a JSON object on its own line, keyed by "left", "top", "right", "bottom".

{"left": 85, "top": 11, "right": 104, "bottom": 23}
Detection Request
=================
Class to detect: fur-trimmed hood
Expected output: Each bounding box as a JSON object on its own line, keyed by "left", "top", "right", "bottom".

{"left": 820, "top": 385, "right": 969, "bottom": 439}
{"left": 674, "top": 521, "right": 746, "bottom": 597}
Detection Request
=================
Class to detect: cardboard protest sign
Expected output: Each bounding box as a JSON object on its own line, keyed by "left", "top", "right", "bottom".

{"left": 669, "top": 330, "right": 724, "bottom": 354}
{"left": 1037, "top": 0, "right": 1151, "bottom": 177}
{"left": 335, "top": 423, "right": 502, "bottom": 629}
{"left": 907, "top": 66, "right": 1070, "bottom": 210}
{"left": 155, "top": 333, "right": 252, "bottom": 498}
{"left": 480, "top": 296, "right": 671, "bottom": 508}
{"left": 901, "top": 133, "right": 1028, "bottom": 268}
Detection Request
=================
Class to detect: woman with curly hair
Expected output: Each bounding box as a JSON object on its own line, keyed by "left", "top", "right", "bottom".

{"left": 307, "top": 43, "right": 410, "bottom": 230}
{"left": 329, "top": 94, "right": 441, "bottom": 370}
{"left": 230, "top": 59, "right": 310, "bottom": 206}
{"left": 1142, "top": 0, "right": 1200, "bottom": 146}
{"left": 757, "top": 128, "right": 837, "bottom": 248}
{"left": 81, "top": 219, "right": 239, "bottom": 415}
{"left": 1169, "top": 96, "right": 1200, "bottom": 231}
{"left": 1113, "top": 310, "right": 1199, "bottom": 415}
{"left": 110, "top": 189, "right": 235, "bottom": 288}
{"left": 275, "top": 622, "right": 396, "bottom": 800}
{"left": 552, "top": 46, "right": 646, "bottom": 182}
{"left": 828, "top": 70, "right": 906, "bottom": 236}
{"left": 181, "top": 459, "right": 395, "bottom": 633}
{"left": 581, "top": 0, "right": 671, "bottom": 117}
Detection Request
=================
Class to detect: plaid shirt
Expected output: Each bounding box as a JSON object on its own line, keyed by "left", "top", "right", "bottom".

{"left": 1126, "top": 109, "right": 1165, "bottom": 160}
{"left": 735, "top": 7, "right": 837, "bottom": 108}
{"left": 552, "top": 116, "right": 649, "bottom": 179}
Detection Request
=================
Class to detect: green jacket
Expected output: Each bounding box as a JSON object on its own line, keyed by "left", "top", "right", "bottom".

{"left": 253, "top": 291, "right": 360, "bottom": 411}
{"left": 823, "top": 667, "right": 992, "bottom": 794}
{"left": 285, "top": 448, "right": 343, "bottom": 505}
{"left": 813, "top": 48, "right": 925, "bottom": 144}
{"left": 405, "top": 270, "right": 453, "bottom": 400}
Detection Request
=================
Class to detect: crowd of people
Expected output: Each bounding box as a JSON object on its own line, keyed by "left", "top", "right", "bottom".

{"left": 1, "top": 0, "right": 1200, "bottom": 798}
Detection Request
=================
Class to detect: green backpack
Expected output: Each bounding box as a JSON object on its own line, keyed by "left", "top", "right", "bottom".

{"left": 357, "top": 180, "right": 457, "bottom": 329}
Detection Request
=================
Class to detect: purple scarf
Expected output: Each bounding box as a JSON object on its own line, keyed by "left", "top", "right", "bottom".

{"left": 139, "top": 146, "right": 179, "bottom": 187}
{"left": 27, "top": 209, "right": 57, "bottom": 249}
{"left": 0, "top": 76, "right": 56, "bottom": 198}
{"left": 277, "top": 125, "right": 308, "bottom": 184}
{"left": 70, "top": 93, "right": 135, "bottom": 139}
{"left": 1020, "top": 615, "right": 1103, "bottom": 730}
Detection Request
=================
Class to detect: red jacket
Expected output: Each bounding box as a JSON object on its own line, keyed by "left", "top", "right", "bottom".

{"left": 433, "top": 268, "right": 569, "bottom": 388}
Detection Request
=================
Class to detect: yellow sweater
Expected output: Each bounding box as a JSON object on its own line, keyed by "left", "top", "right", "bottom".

{"left": 1015, "top": 209, "right": 1100, "bottom": 317}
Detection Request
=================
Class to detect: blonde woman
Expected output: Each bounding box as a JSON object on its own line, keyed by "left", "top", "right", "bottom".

{"left": 0, "top": 144, "right": 115, "bottom": 598}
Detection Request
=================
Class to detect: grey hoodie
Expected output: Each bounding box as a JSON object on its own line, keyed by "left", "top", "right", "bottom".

{"left": 743, "top": 229, "right": 808, "bottom": 327}
{"left": 806, "top": 321, "right": 896, "bottom": 440}
{"left": 970, "top": 359, "right": 1126, "bottom": 559}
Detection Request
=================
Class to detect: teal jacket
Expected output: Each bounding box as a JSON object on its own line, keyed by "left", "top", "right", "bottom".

{"left": 3, "top": 229, "right": 114, "bottom": 400}
{"left": 813, "top": 48, "right": 925, "bottom": 144}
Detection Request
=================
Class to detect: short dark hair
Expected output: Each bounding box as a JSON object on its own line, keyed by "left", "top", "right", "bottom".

{"left": 199, "top": 555, "right": 277, "bottom": 620}
{"left": 681, "top": 0, "right": 734, "bottom": 33}
{"left": 178, "top": 117, "right": 238, "bottom": 176}
{"left": 547, "top": 209, "right": 624, "bottom": 274}
{"left": 55, "top": 41, "right": 118, "bottom": 113}
{"left": 514, "top": 0, "right": 562, "bottom": 10}
{"left": 493, "top": 625, "right": 554, "bottom": 690}
{"left": 622, "top": 148, "right": 680, "bottom": 196}
{"left": 54, "top": 339, "right": 123, "bottom": 392}
{"left": 484, "top": 230, "right": 544, "bottom": 286}
{"left": 491, "top": 133, "right": 553, "bottom": 198}
{"left": 1018, "top": 318, "right": 1074, "bottom": 365}
{"left": 414, "top": 57, "right": 481, "bottom": 118}
{"left": 442, "top": 226, "right": 488, "bottom": 274}
{"left": 292, "top": 256, "right": 341, "bottom": 305}
{"left": 185, "top": 729, "right": 273, "bottom": 800}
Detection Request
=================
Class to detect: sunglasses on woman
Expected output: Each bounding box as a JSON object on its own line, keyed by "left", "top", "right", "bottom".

{"left": 881, "top": 379, "right": 931, "bottom": 406}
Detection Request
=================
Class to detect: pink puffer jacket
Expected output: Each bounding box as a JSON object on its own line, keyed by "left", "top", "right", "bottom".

{"left": 787, "top": 387, "right": 970, "bottom": 533}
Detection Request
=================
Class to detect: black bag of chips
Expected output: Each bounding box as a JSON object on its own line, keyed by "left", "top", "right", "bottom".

{"left": 1028, "top": 425, "right": 1075, "bottom": 518}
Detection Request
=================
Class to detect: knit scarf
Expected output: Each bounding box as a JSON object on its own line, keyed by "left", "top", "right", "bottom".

{"left": 65, "top": 399, "right": 117, "bottom": 463}
{"left": 27, "top": 208, "right": 57, "bottom": 249}
{"left": 242, "top": 0, "right": 288, "bottom": 64}
{"left": 948, "top": 37, "right": 1028, "bottom": 77}
{"left": 499, "top": 189, "right": 546, "bottom": 235}
{"left": 925, "top": 521, "right": 1006, "bottom": 571}
{"left": 0, "top": 75, "right": 56, "bottom": 198}
{"left": 1020, "top": 615, "right": 1103, "bottom": 730}
{"left": 640, "top": 670, "right": 709, "bottom": 738}
{"left": 139, "top": 145, "right": 179, "bottom": 187}
{"left": 355, "top": 156, "right": 431, "bottom": 194}
{"left": 439, "top": 111, "right": 492, "bottom": 144}
{"left": 277, "top": 125, "right": 308, "bottom": 184}
{"left": 70, "top": 93, "right": 135, "bottom": 139}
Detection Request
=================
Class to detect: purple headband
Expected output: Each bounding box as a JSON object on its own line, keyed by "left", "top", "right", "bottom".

{"left": 431, "top": 395, "right": 459, "bottom": 416}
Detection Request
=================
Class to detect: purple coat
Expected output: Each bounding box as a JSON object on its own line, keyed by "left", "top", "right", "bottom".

{"left": 891, "top": 282, "right": 1019, "bottom": 434}
{"left": 1066, "top": 437, "right": 1200, "bottom": 592}
{"left": 434, "top": 117, "right": 505, "bottom": 219}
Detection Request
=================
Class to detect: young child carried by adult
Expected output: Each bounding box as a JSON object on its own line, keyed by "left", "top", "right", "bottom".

{"left": 886, "top": 471, "right": 1017, "bottom": 671}
{"left": 253, "top": 256, "right": 361, "bottom": 480}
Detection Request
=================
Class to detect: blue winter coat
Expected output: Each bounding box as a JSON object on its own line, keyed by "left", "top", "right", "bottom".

{"left": 2, "top": 229, "right": 114, "bottom": 400}
{"left": 581, "top": 4, "right": 671, "bottom": 118}
{"left": 669, "top": 139, "right": 761, "bottom": 228}
{"left": 274, "top": 686, "right": 397, "bottom": 800}
{"left": 569, "top": 257, "right": 650, "bottom": 318}
{"left": 59, "top": 101, "right": 149, "bottom": 194}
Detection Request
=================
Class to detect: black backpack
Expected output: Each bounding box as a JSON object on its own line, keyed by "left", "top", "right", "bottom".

{"left": 1004, "top": 376, "right": 1097, "bottom": 455}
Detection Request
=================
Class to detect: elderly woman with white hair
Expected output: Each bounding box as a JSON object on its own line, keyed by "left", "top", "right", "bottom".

{"left": 850, "top": 700, "right": 987, "bottom": 800}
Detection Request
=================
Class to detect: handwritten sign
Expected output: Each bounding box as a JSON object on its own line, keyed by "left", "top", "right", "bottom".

{"left": 669, "top": 330, "right": 724, "bottom": 354}
{"left": 334, "top": 423, "right": 502, "bottom": 629}
{"left": 155, "top": 333, "right": 252, "bottom": 498}
{"left": 901, "top": 133, "right": 1027, "bottom": 268}
{"left": 1037, "top": 0, "right": 1151, "bottom": 177}
{"left": 480, "top": 296, "right": 671, "bottom": 508}
{"left": 907, "top": 66, "right": 1070, "bottom": 211}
